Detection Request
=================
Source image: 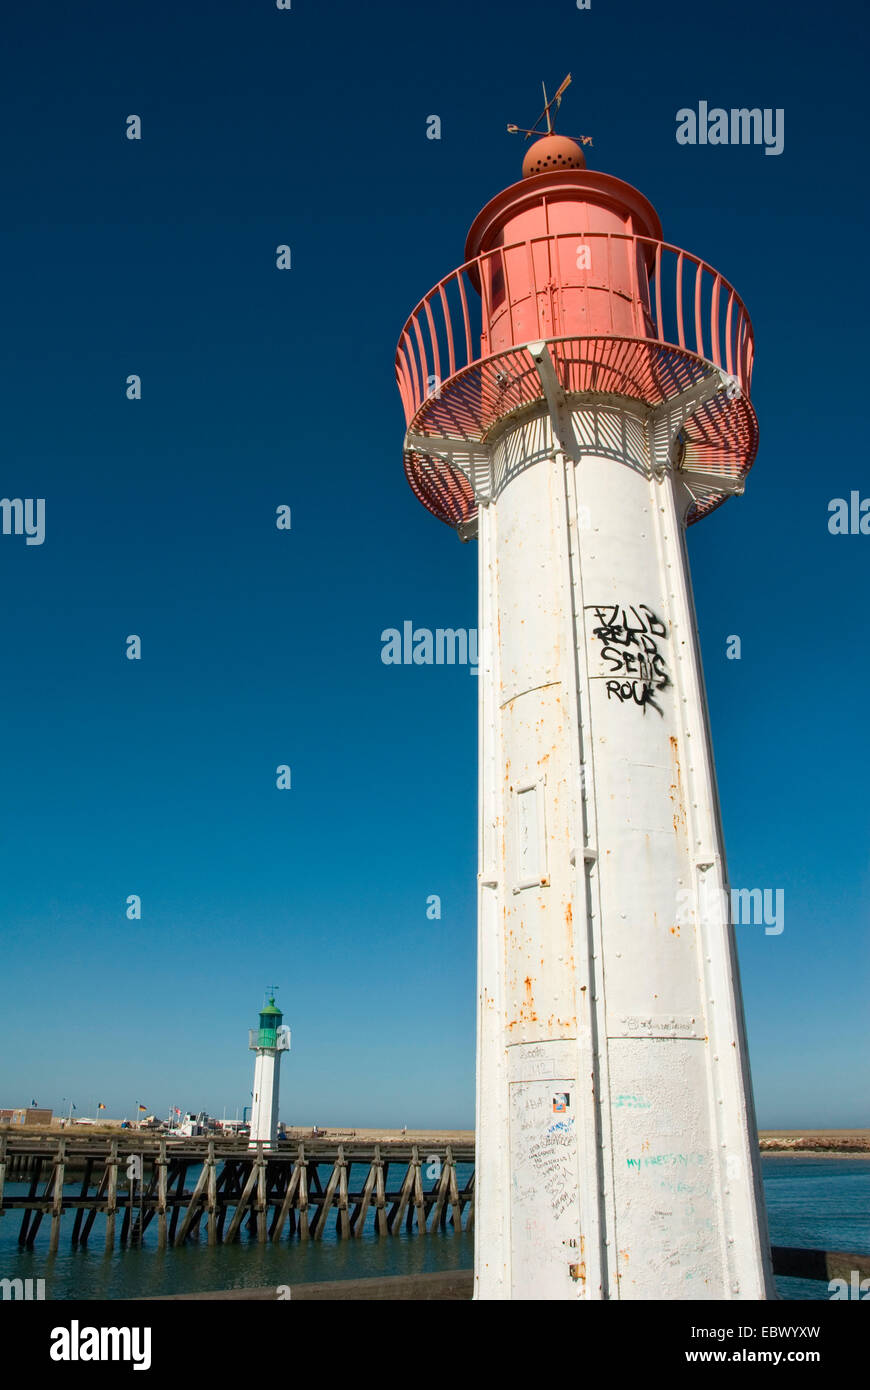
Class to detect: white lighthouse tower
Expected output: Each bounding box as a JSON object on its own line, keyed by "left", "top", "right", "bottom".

{"left": 394, "top": 93, "right": 774, "bottom": 1299}
{"left": 248, "top": 992, "right": 290, "bottom": 1148}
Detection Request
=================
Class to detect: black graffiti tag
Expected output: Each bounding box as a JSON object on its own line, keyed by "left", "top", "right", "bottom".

{"left": 604, "top": 678, "right": 664, "bottom": 715}
{"left": 586, "top": 603, "right": 671, "bottom": 716}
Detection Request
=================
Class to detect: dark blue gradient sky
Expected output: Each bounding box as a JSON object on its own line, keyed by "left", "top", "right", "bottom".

{"left": 0, "top": 0, "right": 866, "bottom": 1127}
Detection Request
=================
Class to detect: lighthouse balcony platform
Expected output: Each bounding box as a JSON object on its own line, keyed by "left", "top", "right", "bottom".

{"left": 249, "top": 1028, "right": 290, "bottom": 1051}
{"left": 395, "top": 231, "right": 757, "bottom": 529}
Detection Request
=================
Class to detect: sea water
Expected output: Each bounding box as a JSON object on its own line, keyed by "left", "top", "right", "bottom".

{"left": 0, "top": 1157, "right": 866, "bottom": 1300}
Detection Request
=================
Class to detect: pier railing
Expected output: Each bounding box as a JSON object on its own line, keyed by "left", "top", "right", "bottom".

{"left": 0, "top": 1133, "right": 474, "bottom": 1251}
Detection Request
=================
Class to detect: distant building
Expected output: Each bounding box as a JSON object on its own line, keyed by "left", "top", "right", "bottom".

{"left": 0, "top": 1108, "right": 53, "bottom": 1126}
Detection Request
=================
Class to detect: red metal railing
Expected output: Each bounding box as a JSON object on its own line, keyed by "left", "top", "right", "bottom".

{"left": 396, "top": 232, "right": 754, "bottom": 430}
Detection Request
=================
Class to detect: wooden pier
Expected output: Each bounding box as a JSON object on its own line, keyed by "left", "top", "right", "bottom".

{"left": 0, "top": 1133, "right": 475, "bottom": 1251}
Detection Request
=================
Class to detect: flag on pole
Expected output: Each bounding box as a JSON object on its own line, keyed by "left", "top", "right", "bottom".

{"left": 138, "top": 1104, "right": 147, "bottom": 1112}
{"left": 98, "top": 1103, "right": 106, "bottom": 1110}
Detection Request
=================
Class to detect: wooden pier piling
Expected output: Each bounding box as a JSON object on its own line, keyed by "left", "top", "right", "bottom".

{"left": 0, "top": 1133, "right": 476, "bottom": 1252}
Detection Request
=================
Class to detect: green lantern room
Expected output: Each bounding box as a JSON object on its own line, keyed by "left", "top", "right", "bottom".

{"left": 255, "top": 996, "right": 283, "bottom": 1049}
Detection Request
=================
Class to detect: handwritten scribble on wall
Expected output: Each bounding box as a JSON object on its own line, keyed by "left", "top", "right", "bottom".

{"left": 586, "top": 602, "right": 671, "bottom": 715}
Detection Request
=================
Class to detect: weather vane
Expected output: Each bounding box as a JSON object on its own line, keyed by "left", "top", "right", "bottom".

{"left": 507, "top": 74, "right": 593, "bottom": 146}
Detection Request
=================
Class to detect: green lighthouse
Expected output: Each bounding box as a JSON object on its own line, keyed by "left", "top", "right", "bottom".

{"left": 248, "top": 989, "right": 290, "bottom": 1147}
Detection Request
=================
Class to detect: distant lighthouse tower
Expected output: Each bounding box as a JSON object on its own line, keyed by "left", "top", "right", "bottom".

{"left": 394, "top": 82, "right": 774, "bottom": 1299}
{"left": 248, "top": 991, "right": 290, "bottom": 1148}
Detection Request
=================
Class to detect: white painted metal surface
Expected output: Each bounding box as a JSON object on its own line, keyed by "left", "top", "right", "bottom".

{"left": 248, "top": 1026, "right": 290, "bottom": 1149}
{"left": 472, "top": 348, "right": 774, "bottom": 1299}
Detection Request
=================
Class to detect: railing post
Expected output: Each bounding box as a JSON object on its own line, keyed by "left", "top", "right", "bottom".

{"left": 157, "top": 1138, "right": 168, "bottom": 1249}
{"left": 207, "top": 1140, "right": 218, "bottom": 1246}
{"left": 104, "top": 1140, "right": 118, "bottom": 1253}
{"left": 49, "top": 1138, "right": 65, "bottom": 1254}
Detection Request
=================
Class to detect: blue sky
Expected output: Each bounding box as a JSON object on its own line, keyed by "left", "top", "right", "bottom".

{"left": 0, "top": 0, "right": 866, "bottom": 1129}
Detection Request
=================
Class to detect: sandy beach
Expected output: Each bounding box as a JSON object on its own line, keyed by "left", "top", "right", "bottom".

{"left": 758, "top": 1129, "right": 870, "bottom": 1157}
